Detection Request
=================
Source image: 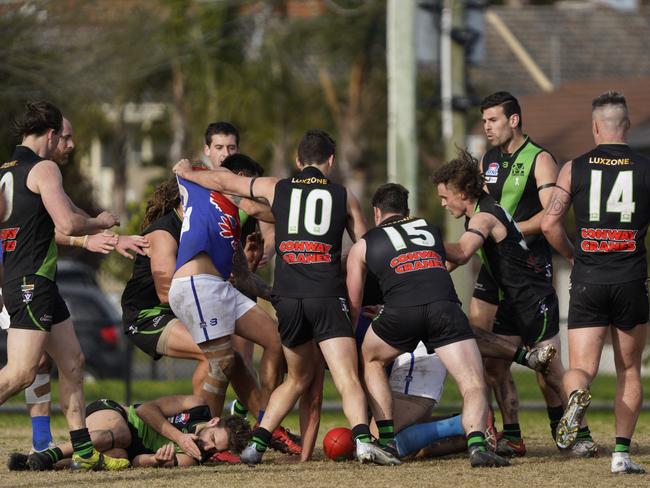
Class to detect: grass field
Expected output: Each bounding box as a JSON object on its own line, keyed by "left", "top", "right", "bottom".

{"left": 0, "top": 373, "right": 649, "bottom": 487}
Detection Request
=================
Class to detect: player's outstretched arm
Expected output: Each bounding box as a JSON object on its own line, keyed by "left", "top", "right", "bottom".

{"left": 345, "top": 189, "right": 368, "bottom": 243}
{"left": 516, "top": 151, "right": 558, "bottom": 236}
{"left": 346, "top": 239, "right": 367, "bottom": 328}
{"left": 444, "top": 213, "right": 493, "bottom": 265}
{"left": 29, "top": 160, "right": 119, "bottom": 235}
{"left": 541, "top": 161, "right": 574, "bottom": 264}
{"left": 135, "top": 395, "right": 205, "bottom": 460}
{"left": 55, "top": 230, "right": 118, "bottom": 254}
{"left": 173, "top": 159, "right": 278, "bottom": 206}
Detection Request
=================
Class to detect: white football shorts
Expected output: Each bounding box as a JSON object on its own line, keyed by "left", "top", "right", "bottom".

{"left": 168, "top": 274, "right": 255, "bottom": 345}
{"left": 389, "top": 341, "right": 447, "bottom": 402}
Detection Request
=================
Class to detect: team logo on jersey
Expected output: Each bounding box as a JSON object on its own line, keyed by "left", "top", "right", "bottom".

{"left": 210, "top": 192, "right": 240, "bottom": 250}
{"left": 171, "top": 412, "right": 190, "bottom": 426}
{"left": 339, "top": 297, "right": 349, "bottom": 313}
{"left": 485, "top": 162, "right": 499, "bottom": 176}
{"left": 511, "top": 162, "right": 526, "bottom": 176}
{"left": 21, "top": 283, "right": 34, "bottom": 304}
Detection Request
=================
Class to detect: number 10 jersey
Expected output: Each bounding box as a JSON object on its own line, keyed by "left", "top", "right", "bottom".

{"left": 571, "top": 144, "right": 650, "bottom": 284}
{"left": 271, "top": 166, "right": 347, "bottom": 298}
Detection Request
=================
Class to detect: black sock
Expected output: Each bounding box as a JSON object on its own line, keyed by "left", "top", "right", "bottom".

{"left": 615, "top": 437, "right": 631, "bottom": 453}
{"left": 502, "top": 423, "right": 522, "bottom": 442}
{"left": 70, "top": 428, "right": 94, "bottom": 459}
{"left": 352, "top": 424, "right": 372, "bottom": 444}
{"left": 466, "top": 431, "right": 486, "bottom": 452}
{"left": 513, "top": 346, "right": 528, "bottom": 366}
{"left": 547, "top": 405, "right": 564, "bottom": 440}
{"left": 250, "top": 427, "right": 272, "bottom": 453}
{"left": 376, "top": 420, "right": 395, "bottom": 446}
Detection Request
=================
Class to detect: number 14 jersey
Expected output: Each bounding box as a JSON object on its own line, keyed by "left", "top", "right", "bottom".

{"left": 571, "top": 144, "right": 650, "bottom": 284}
{"left": 271, "top": 166, "right": 347, "bottom": 298}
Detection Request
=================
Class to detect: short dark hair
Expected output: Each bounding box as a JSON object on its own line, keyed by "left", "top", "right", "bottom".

{"left": 480, "top": 91, "right": 522, "bottom": 129}
{"left": 371, "top": 183, "right": 410, "bottom": 216}
{"left": 431, "top": 149, "right": 485, "bottom": 200}
{"left": 592, "top": 91, "right": 628, "bottom": 111}
{"left": 217, "top": 415, "right": 251, "bottom": 455}
{"left": 204, "top": 121, "right": 240, "bottom": 147}
{"left": 221, "top": 153, "right": 264, "bottom": 177}
{"left": 297, "top": 129, "right": 335, "bottom": 165}
{"left": 13, "top": 101, "right": 63, "bottom": 138}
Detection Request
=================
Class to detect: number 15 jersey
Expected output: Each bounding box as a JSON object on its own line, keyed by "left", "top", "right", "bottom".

{"left": 271, "top": 166, "right": 347, "bottom": 298}
{"left": 571, "top": 144, "right": 650, "bottom": 284}
{"left": 363, "top": 216, "right": 459, "bottom": 307}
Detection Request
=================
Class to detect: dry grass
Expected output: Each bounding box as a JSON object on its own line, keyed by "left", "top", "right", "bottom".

{"left": 1, "top": 411, "right": 649, "bottom": 488}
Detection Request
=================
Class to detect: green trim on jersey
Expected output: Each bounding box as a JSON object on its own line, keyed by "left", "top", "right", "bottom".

{"left": 499, "top": 137, "right": 543, "bottom": 216}
{"left": 127, "top": 406, "right": 184, "bottom": 454}
{"left": 238, "top": 208, "right": 249, "bottom": 227}
{"left": 35, "top": 238, "right": 58, "bottom": 281}
{"left": 473, "top": 201, "right": 505, "bottom": 302}
{"left": 136, "top": 303, "right": 173, "bottom": 321}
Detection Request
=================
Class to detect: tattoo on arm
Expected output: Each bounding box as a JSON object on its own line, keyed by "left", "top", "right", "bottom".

{"left": 546, "top": 189, "right": 572, "bottom": 217}
{"left": 232, "top": 245, "right": 271, "bottom": 300}
{"left": 231, "top": 195, "right": 242, "bottom": 205}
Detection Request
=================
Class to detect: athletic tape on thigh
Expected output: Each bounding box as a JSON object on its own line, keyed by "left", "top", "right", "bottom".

{"left": 25, "top": 373, "right": 51, "bottom": 404}
{"left": 203, "top": 341, "right": 234, "bottom": 395}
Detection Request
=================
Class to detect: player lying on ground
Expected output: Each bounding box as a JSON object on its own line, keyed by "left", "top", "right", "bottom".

{"left": 9, "top": 395, "right": 251, "bottom": 470}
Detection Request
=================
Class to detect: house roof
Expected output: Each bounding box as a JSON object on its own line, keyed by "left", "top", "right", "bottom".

{"left": 472, "top": 4, "right": 650, "bottom": 97}
{"left": 519, "top": 78, "right": 650, "bottom": 163}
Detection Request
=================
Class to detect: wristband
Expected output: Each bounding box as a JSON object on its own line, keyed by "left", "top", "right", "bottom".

{"left": 70, "top": 235, "right": 88, "bottom": 248}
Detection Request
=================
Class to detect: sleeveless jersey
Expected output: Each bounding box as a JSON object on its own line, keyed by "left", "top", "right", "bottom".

{"left": 470, "top": 192, "right": 554, "bottom": 306}
{"left": 176, "top": 176, "right": 241, "bottom": 280}
{"left": 121, "top": 210, "right": 182, "bottom": 325}
{"left": 363, "top": 216, "right": 458, "bottom": 307}
{"left": 127, "top": 404, "right": 210, "bottom": 454}
{"left": 482, "top": 136, "right": 554, "bottom": 264}
{"left": 571, "top": 144, "right": 650, "bottom": 284}
{"left": 0, "top": 146, "right": 57, "bottom": 283}
{"left": 271, "top": 166, "right": 347, "bottom": 297}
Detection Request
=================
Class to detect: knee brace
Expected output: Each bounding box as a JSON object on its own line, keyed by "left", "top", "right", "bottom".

{"left": 25, "top": 373, "right": 51, "bottom": 404}
{"left": 202, "top": 340, "right": 234, "bottom": 396}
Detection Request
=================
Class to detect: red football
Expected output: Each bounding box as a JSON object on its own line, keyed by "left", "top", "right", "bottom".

{"left": 323, "top": 427, "right": 355, "bottom": 461}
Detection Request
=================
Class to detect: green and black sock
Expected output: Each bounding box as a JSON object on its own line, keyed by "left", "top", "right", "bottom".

{"left": 352, "top": 424, "right": 372, "bottom": 444}
{"left": 467, "top": 431, "right": 487, "bottom": 452}
{"left": 502, "top": 423, "right": 522, "bottom": 442}
{"left": 250, "top": 427, "right": 272, "bottom": 453}
{"left": 577, "top": 426, "right": 593, "bottom": 442}
{"left": 513, "top": 346, "right": 528, "bottom": 366}
{"left": 547, "top": 405, "right": 564, "bottom": 441}
{"left": 40, "top": 447, "right": 64, "bottom": 464}
{"left": 233, "top": 400, "right": 249, "bottom": 418}
{"left": 376, "top": 420, "right": 395, "bottom": 446}
{"left": 614, "top": 437, "right": 631, "bottom": 453}
{"left": 70, "top": 428, "right": 94, "bottom": 459}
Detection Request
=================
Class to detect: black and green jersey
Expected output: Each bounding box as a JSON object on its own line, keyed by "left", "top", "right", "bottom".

{"left": 0, "top": 146, "right": 57, "bottom": 284}
{"left": 127, "top": 404, "right": 211, "bottom": 455}
{"left": 571, "top": 144, "right": 650, "bottom": 284}
{"left": 121, "top": 210, "right": 182, "bottom": 326}
{"left": 467, "top": 192, "right": 555, "bottom": 307}
{"left": 481, "top": 136, "right": 555, "bottom": 264}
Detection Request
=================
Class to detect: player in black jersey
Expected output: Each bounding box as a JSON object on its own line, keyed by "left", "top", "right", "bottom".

{"left": 9, "top": 394, "right": 251, "bottom": 470}
{"left": 433, "top": 150, "right": 570, "bottom": 451}
{"left": 542, "top": 92, "right": 649, "bottom": 474}
{"left": 174, "top": 129, "right": 400, "bottom": 465}
{"left": 21, "top": 116, "right": 150, "bottom": 455}
{"left": 347, "top": 183, "right": 509, "bottom": 468}
{"left": 477, "top": 92, "right": 563, "bottom": 456}
{"left": 0, "top": 101, "right": 127, "bottom": 470}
